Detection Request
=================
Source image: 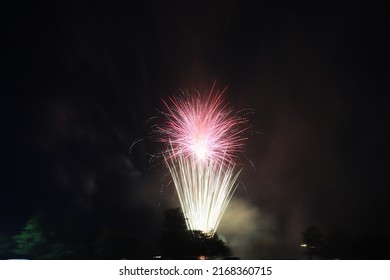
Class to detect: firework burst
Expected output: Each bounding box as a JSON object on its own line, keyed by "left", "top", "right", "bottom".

{"left": 154, "top": 82, "right": 250, "bottom": 237}
{"left": 158, "top": 82, "right": 249, "bottom": 166}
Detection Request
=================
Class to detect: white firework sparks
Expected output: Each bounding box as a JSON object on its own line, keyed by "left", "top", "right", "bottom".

{"left": 165, "top": 152, "right": 242, "bottom": 237}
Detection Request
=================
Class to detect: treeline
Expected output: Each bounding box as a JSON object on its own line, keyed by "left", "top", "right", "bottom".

{"left": 0, "top": 212, "right": 151, "bottom": 259}
{"left": 0, "top": 209, "right": 231, "bottom": 260}
{"left": 302, "top": 225, "right": 390, "bottom": 259}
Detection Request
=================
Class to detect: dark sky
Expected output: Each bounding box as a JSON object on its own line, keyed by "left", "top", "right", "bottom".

{"left": 1, "top": 1, "right": 388, "bottom": 258}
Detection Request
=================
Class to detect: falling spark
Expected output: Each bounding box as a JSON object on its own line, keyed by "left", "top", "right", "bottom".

{"left": 165, "top": 152, "right": 241, "bottom": 237}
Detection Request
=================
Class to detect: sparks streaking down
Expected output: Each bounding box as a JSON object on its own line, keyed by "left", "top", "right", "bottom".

{"left": 158, "top": 82, "right": 249, "bottom": 166}
{"left": 165, "top": 152, "right": 241, "bottom": 237}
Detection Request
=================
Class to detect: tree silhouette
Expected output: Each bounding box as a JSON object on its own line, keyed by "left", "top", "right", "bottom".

{"left": 160, "top": 208, "right": 231, "bottom": 259}
{"left": 0, "top": 233, "right": 15, "bottom": 259}
{"left": 12, "top": 211, "right": 153, "bottom": 259}
{"left": 13, "top": 213, "right": 46, "bottom": 259}
{"left": 302, "top": 225, "right": 323, "bottom": 259}
{"left": 302, "top": 225, "right": 390, "bottom": 259}
{"left": 13, "top": 212, "right": 86, "bottom": 259}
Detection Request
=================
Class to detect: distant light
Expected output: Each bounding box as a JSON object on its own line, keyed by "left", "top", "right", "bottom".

{"left": 153, "top": 256, "right": 161, "bottom": 259}
{"left": 300, "top": 244, "right": 307, "bottom": 248}
{"left": 198, "top": 255, "right": 206, "bottom": 260}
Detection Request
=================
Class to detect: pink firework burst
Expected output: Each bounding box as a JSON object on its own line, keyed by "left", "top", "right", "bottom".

{"left": 158, "top": 82, "right": 249, "bottom": 166}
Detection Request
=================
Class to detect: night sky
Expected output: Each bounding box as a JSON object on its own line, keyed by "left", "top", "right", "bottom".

{"left": 2, "top": 1, "right": 388, "bottom": 259}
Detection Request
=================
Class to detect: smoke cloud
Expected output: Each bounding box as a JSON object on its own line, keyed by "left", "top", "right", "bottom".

{"left": 219, "top": 198, "right": 278, "bottom": 259}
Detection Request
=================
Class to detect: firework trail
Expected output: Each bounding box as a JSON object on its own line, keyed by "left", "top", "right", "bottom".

{"left": 157, "top": 82, "right": 249, "bottom": 237}
{"left": 165, "top": 152, "right": 242, "bottom": 237}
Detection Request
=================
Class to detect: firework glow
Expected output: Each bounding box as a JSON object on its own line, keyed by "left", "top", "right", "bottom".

{"left": 165, "top": 153, "right": 242, "bottom": 236}
{"left": 158, "top": 83, "right": 249, "bottom": 166}
{"left": 159, "top": 83, "right": 249, "bottom": 237}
